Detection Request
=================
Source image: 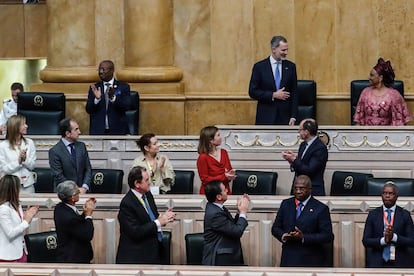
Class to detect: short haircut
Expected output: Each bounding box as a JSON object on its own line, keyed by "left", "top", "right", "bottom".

{"left": 100, "top": 60, "right": 114, "bottom": 70}
{"left": 204, "top": 180, "right": 222, "bottom": 203}
{"left": 302, "top": 119, "right": 318, "bottom": 136}
{"left": 383, "top": 181, "right": 399, "bottom": 196}
{"left": 56, "top": 180, "right": 78, "bottom": 203}
{"left": 10, "top": 82, "right": 24, "bottom": 91}
{"left": 59, "top": 118, "right": 73, "bottom": 137}
{"left": 136, "top": 133, "right": 156, "bottom": 152}
{"left": 128, "top": 166, "right": 146, "bottom": 189}
{"left": 270, "top": 35, "right": 287, "bottom": 48}
{"left": 294, "top": 175, "right": 312, "bottom": 189}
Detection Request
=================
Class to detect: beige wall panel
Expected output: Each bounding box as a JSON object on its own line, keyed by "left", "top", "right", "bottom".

{"left": 0, "top": 5, "right": 24, "bottom": 57}
{"left": 47, "top": 0, "right": 95, "bottom": 67}
{"left": 95, "top": 0, "right": 124, "bottom": 67}
{"left": 139, "top": 101, "right": 185, "bottom": 135}
{"left": 185, "top": 99, "right": 256, "bottom": 135}
{"left": 378, "top": 1, "right": 414, "bottom": 92}
{"left": 317, "top": 99, "right": 349, "bottom": 125}
{"left": 209, "top": 0, "right": 253, "bottom": 93}
{"left": 174, "top": 0, "right": 212, "bottom": 92}
{"left": 125, "top": 0, "right": 173, "bottom": 66}
{"left": 335, "top": 0, "right": 378, "bottom": 93}
{"left": 66, "top": 99, "right": 90, "bottom": 135}
{"left": 252, "top": 0, "right": 295, "bottom": 61}
{"left": 24, "top": 4, "right": 47, "bottom": 58}
{"left": 295, "top": 0, "right": 336, "bottom": 92}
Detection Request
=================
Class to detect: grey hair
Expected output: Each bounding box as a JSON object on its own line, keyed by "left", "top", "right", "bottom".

{"left": 270, "top": 35, "right": 287, "bottom": 49}
{"left": 57, "top": 180, "right": 78, "bottom": 203}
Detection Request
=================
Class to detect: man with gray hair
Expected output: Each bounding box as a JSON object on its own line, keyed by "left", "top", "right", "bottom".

{"left": 54, "top": 180, "right": 96, "bottom": 263}
{"left": 249, "top": 35, "right": 298, "bottom": 125}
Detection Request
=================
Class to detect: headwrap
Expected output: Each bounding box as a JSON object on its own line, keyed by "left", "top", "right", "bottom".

{"left": 373, "top": 58, "right": 395, "bottom": 87}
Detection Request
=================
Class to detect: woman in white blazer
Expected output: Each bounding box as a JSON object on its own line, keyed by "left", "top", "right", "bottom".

{"left": 0, "top": 115, "right": 36, "bottom": 193}
{"left": 0, "top": 175, "right": 38, "bottom": 262}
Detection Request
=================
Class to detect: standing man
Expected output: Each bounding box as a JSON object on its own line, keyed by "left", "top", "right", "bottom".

{"left": 282, "top": 119, "right": 328, "bottom": 195}
{"left": 54, "top": 181, "right": 96, "bottom": 263}
{"left": 85, "top": 60, "right": 131, "bottom": 135}
{"left": 0, "top": 82, "right": 24, "bottom": 133}
{"left": 116, "top": 166, "right": 176, "bottom": 264}
{"left": 202, "top": 180, "right": 250, "bottom": 266}
{"left": 362, "top": 182, "right": 414, "bottom": 268}
{"left": 49, "top": 118, "right": 92, "bottom": 193}
{"left": 272, "top": 175, "right": 334, "bottom": 267}
{"left": 249, "top": 35, "right": 298, "bottom": 125}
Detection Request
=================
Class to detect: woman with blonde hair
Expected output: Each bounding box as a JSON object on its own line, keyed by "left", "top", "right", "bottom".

{"left": 197, "top": 126, "right": 235, "bottom": 194}
{"left": 0, "top": 114, "right": 36, "bottom": 193}
{"left": 0, "top": 175, "right": 39, "bottom": 262}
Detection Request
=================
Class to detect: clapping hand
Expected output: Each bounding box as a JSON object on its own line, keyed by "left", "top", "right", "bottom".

{"left": 225, "top": 169, "right": 236, "bottom": 181}
{"left": 91, "top": 84, "right": 102, "bottom": 100}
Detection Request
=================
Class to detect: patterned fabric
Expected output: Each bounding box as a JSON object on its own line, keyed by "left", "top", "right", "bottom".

{"left": 354, "top": 87, "right": 412, "bottom": 126}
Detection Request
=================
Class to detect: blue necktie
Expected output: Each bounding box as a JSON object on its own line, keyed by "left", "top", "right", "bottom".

{"left": 296, "top": 202, "right": 303, "bottom": 219}
{"left": 142, "top": 194, "right": 163, "bottom": 242}
{"left": 275, "top": 61, "right": 281, "bottom": 90}
{"left": 382, "top": 209, "right": 392, "bottom": 261}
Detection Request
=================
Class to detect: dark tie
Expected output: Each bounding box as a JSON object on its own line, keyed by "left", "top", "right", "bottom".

{"left": 69, "top": 143, "right": 76, "bottom": 164}
{"left": 142, "top": 194, "right": 162, "bottom": 242}
{"left": 104, "top": 82, "right": 111, "bottom": 110}
{"left": 275, "top": 61, "right": 281, "bottom": 90}
{"left": 382, "top": 209, "right": 392, "bottom": 261}
{"left": 300, "top": 142, "right": 309, "bottom": 159}
{"left": 296, "top": 201, "right": 303, "bottom": 219}
{"left": 222, "top": 206, "right": 232, "bottom": 219}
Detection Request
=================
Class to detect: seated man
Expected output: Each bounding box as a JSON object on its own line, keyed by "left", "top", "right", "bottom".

{"left": 0, "top": 82, "right": 24, "bottom": 134}
{"left": 362, "top": 182, "right": 414, "bottom": 268}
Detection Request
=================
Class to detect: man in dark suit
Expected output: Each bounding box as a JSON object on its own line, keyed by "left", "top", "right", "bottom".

{"left": 49, "top": 118, "right": 92, "bottom": 193}
{"left": 363, "top": 182, "right": 414, "bottom": 268}
{"left": 86, "top": 60, "right": 131, "bottom": 135}
{"left": 282, "top": 119, "right": 328, "bottom": 195}
{"left": 116, "top": 166, "right": 176, "bottom": 264}
{"left": 54, "top": 180, "right": 96, "bottom": 263}
{"left": 202, "top": 180, "right": 250, "bottom": 266}
{"left": 272, "top": 175, "right": 334, "bottom": 267}
{"left": 249, "top": 35, "right": 298, "bottom": 125}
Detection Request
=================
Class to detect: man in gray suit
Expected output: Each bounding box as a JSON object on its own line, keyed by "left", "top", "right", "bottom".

{"left": 202, "top": 180, "right": 250, "bottom": 266}
{"left": 49, "top": 118, "right": 92, "bottom": 193}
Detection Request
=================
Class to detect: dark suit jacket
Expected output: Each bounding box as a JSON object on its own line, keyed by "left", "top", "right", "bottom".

{"left": 272, "top": 196, "right": 334, "bottom": 267}
{"left": 116, "top": 190, "right": 162, "bottom": 264}
{"left": 249, "top": 57, "right": 298, "bottom": 125}
{"left": 202, "top": 202, "right": 248, "bottom": 266}
{"left": 54, "top": 202, "right": 94, "bottom": 263}
{"left": 85, "top": 80, "right": 131, "bottom": 135}
{"left": 362, "top": 205, "right": 414, "bottom": 268}
{"left": 48, "top": 139, "right": 92, "bottom": 190}
{"left": 291, "top": 137, "right": 328, "bottom": 196}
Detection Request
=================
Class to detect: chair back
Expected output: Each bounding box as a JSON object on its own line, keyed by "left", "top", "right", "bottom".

{"left": 89, "top": 169, "right": 124, "bottom": 194}
{"left": 366, "top": 177, "right": 414, "bottom": 196}
{"left": 232, "top": 170, "right": 277, "bottom": 195}
{"left": 185, "top": 233, "right": 204, "bottom": 265}
{"left": 296, "top": 80, "right": 316, "bottom": 123}
{"left": 17, "top": 92, "right": 65, "bottom": 135}
{"left": 170, "top": 170, "right": 194, "bottom": 194}
{"left": 126, "top": 91, "right": 139, "bottom": 135}
{"left": 330, "top": 171, "right": 373, "bottom": 196}
{"left": 33, "top": 167, "right": 55, "bottom": 193}
{"left": 24, "top": 231, "right": 58, "bottom": 263}
{"left": 160, "top": 231, "right": 172, "bottom": 265}
{"left": 350, "top": 80, "right": 404, "bottom": 124}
